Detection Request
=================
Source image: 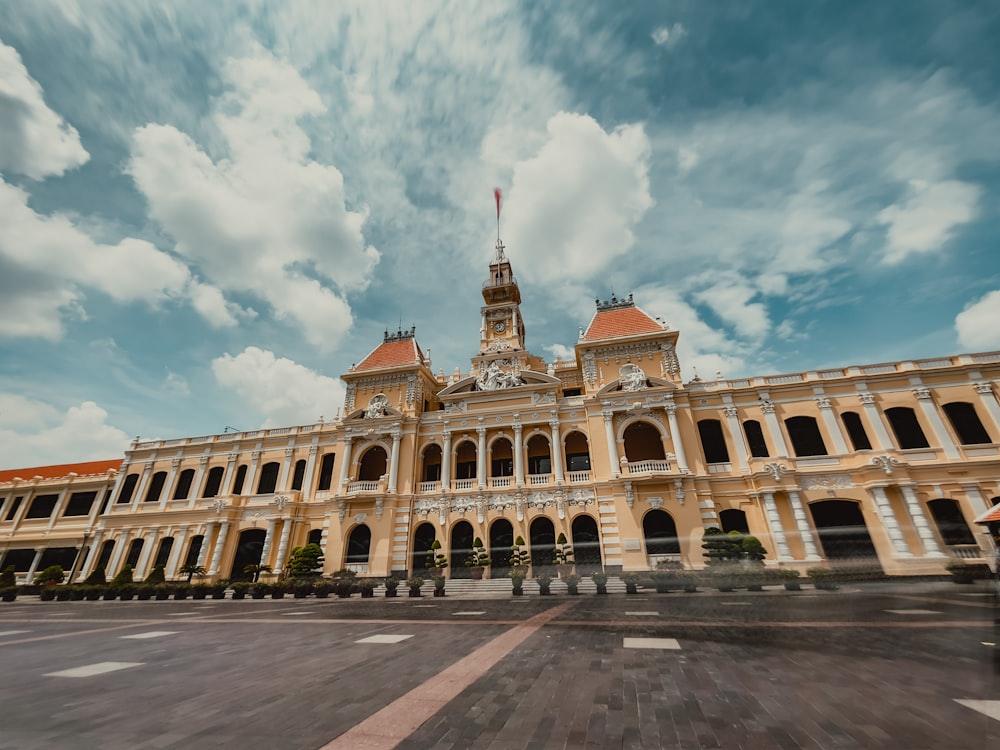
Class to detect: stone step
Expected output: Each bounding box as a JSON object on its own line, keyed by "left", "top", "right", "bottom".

{"left": 412, "top": 575, "right": 628, "bottom": 595}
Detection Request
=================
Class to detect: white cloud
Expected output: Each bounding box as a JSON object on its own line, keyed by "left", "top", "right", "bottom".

{"left": 878, "top": 179, "right": 980, "bottom": 264}
{"left": 0, "top": 395, "right": 130, "bottom": 468}
{"left": 677, "top": 147, "right": 699, "bottom": 174}
{"left": 503, "top": 112, "right": 653, "bottom": 284}
{"left": 211, "top": 346, "right": 346, "bottom": 427}
{"left": 545, "top": 343, "right": 576, "bottom": 362}
{"left": 127, "top": 45, "right": 379, "bottom": 350}
{"left": 694, "top": 282, "right": 771, "bottom": 339}
{"left": 0, "top": 38, "right": 89, "bottom": 179}
{"left": 955, "top": 290, "right": 1000, "bottom": 351}
{"left": 163, "top": 372, "right": 190, "bottom": 397}
{"left": 651, "top": 24, "right": 687, "bottom": 48}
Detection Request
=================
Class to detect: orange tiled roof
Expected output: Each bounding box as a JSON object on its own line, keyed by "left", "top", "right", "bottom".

{"left": 0, "top": 458, "right": 122, "bottom": 483}
{"left": 582, "top": 303, "right": 663, "bottom": 342}
{"left": 354, "top": 337, "right": 425, "bottom": 372}
{"left": 975, "top": 504, "right": 1000, "bottom": 525}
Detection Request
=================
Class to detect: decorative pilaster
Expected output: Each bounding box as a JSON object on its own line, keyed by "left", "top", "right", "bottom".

{"left": 868, "top": 486, "right": 911, "bottom": 557}
{"left": 190, "top": 455, "right": 210, "bottom": 505}
{"left": 77, "top": 528, "right": 104, "bottom": 582}
{"left": 259, "top": 519, "right": 277, "bottom": 568}
{"left": 786, "top": 490, "right": 821, "bottom": 560}
{"left": 25, "top": 548, "right": 45, "bottom": 581}
{"left": 912, "top": 387, "right": 959, "bottom": 458}
{"left": 196, "top": 523, "right": 215, "bottom": 569}
{"left": 973, "top": 382, "right": 1000, "bottom": 438}
{"left": 760, "top": 400, "right": 790, "bottom": 457}
{"left": 858, "top": 393, "right": 893, "bottom": 449}
{"left": 388, "top": 431, "right": 402, "bottom": 494}
{"left": 513, "top": 421, "right": 525, "bottom": 486}
{"left": 273, "top": 520, "right": 293, "bottom": 573}
{"left": 135, "top": 529, "right": 159, "bottom": 579}
{"left": 301, "top": 444, "right": 319, "bottom": 498}
{"left": 761, "top": 492, "right": 791, "bottom": 562}
{"left": 45, "top": 486, "right": 72, "bottom": 533}
{"left": 665, "top": 404, "right": 688, "bottom": 473}
{"left": 897, "top": 485, "right": 945, "bottom": 557}
{"left": 277, "top": 448, "right": 294, "bottom": 491}
{"left": 476, "top": 426, "right": 487, "bottom": 489}
{"left": 441, "top": 429, "right": 452, "bottom": 491}
{"left": 816, "top": 398, "right": 849, "bottom": 455}
{"left": 723, "top": 405, "right": 749, "bottom": 470}
{"left": 107, "top": 530, "right": 130, "bottom": 575}
{"left": 550, "top": 419, "right": 564, "bottom": 483}
{"left": 336, "top": 438, "right": 353, "bottom": 495}
{"left": 131, "top": 462, "right": 153, "bottom": 510}
{"left": 244, "top": 451, "right": 261, "bottom": 495}
{"left": 160, "top": 458, "right": 182, "bottom": 508}
{"left": 603, "top": 410, "right": 620, "bottom": 478}
{"left": 208, "top": 521, "right": 230, "bottom": 575}
{"left": 166, "top": 526, "right": 188, "bottom": 579}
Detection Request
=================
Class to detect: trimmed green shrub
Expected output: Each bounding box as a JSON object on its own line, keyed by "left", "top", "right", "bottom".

{"left": 34, "top": 565, "right": 65, "bottom": 586}
{"left": 144, "top": 564, "right": 166, "bottom": 585}
{"left": 110, "top": 564, "right": 134, "bottom": 587}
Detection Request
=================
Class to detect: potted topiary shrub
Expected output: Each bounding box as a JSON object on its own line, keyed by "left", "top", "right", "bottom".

{"left": 68, "top": 585, "right": 87, "bottom": 601}
{"left": 425, "top": 540, "right": 448, "bottom": 577}
{"left": 110, "top": 564, "right": 134, "bottom": 589}
{"left": 776, "top": 568, "right": 801, "bottom": 591}
{"left": 191, "top": 583, "right": 211, "bottom": 600}
{"left": 807, "top": 567, "right": 838, "bottom": 590}
{"left": 85, "top": 585, "right": 103, "bottom": 601}
{"left": 230, "top": 581, "right": 250, "bottom": 600}
{"left": 465, "top": 537, "right": 490, "bottom": 580}
{"left": 154, "top": 583, "right": 174, "bottom": 600}
{"left": 359, "top": 578, "right": 377, "bottom": 598}
{"left": 135, "top": 585, "right": 154, "bottom": 601}
{"left": 536, "top": 573, "right": 552, "bottom": 595}
{"left": 313, "top": 580, "right": 334, "bottom": 599}
{"left": 678, "top": 571, "right": 699, "bottom": 593}
{"left": 407, "top": 575, "right": 424, "bottom": 597}
{"left": 0, "top": 565, "right": 16, "bottom": 589}
{"left": 332, "top": 569, "right": 357, "bottom": 598}
{"left": 118, "top": 584, "right": 137, "bottom": 601}
{"left": 710, "top": 564, "right": 741, "bottom": 592}
{"left": 270, "top": 582, "right": 287, "bottom": 599}
{"left": 249, "top": 582, "right": 267, "bottom": 599}
{"left": 54, "top": 585, "right": 73, "bottom": 601}
{"left": 39, "top": 586, "right": 57, "bottom": 601}
{"left": 1, "top": 587, "right": 17, "bottom": 602}
{"left": 35, "top": 564, "right": 65, "bottom": 588}
{"left": 650, "top": 571, "right": 671, "bottom": 594}
{"left": 510, "top": 537, "right": 531, "bottom": 576}
{"left": 553, "top": 533, "right": 574, "bottom": 578}
{"left": 173, "top": 583, "right": 190, "bottom": 600}
{"left": 83, "top": 566, "right": 107, "bottom": 586}
{"left": 211, "top": 581, "right": 229, "bottom": 600}
{"left": 384, "top": 577, "right": 400, "bottom": 598}
{"left": 946, "top": 560, "right": 977, "bottom": 584}
{"left": 622, "top": 572, "right": 640, "bottom": 595}
{"left": 432, "top": 575, "right": 446, "bottom": 597}
{"left": 592, "top": 571, "right": 609, "bottom": 595}
{"left": 144, "top": 564, "right": 166, "bottom": 586}
{"left": 293, "top": 580, "right": 313, "bottom": 599}
{"left": 563, "top": 573, "right": 581, "bottom": 595}
{"left": 510, "top": 569, "right": 525, "bottom": 596}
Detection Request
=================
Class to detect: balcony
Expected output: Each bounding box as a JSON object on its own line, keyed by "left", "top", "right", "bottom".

{"left": 947, "top": 544, "right": 984, "bottom": 560}
{"left": 567, "top": 471, "right": 591, "bottom": 483}
{"left": 626, "top": 459, "right": 672, "bottom": 475}
{"left": 489, "top": 476, "right": 513, "bottom": 489}
{"left": 527, "top": 474, "right": 552, "bottom": 486}
{"left": 453, "top": 479, "right": 477, "bottom": 490}
{"left": 418, "top": 481, "right": 441, "bottom": 493}
{"left": 347, "top": 480, "right": 380, "bottom": 494}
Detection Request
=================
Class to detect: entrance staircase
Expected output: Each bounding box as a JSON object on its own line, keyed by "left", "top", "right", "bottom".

{"left": 415, "top": 575, "right": 627, "bottom": 599}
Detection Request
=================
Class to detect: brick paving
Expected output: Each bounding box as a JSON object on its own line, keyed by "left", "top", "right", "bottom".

{"left": 0, "top": 581, "right": 996, "bottom": 749}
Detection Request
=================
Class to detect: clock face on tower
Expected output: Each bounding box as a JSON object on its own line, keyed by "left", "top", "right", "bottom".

{"left": 493, "top": 321, "right": 507, "bottom": 333}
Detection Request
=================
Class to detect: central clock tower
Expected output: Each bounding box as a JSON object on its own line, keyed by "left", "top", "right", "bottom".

{"left": 479, "top": 239, "right": 525, "bottom": 355}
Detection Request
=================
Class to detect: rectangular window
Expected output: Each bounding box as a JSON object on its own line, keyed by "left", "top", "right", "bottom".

{"left": 4, "top": 496, "right": 23, "bottom": 521}
{"left": 527, "top": 456, "right": 551, "bottom": 475}
{"left": 232, "top": 465, "right": 248, "bottom": 494}
{"left": 291, "top": 460, "right": 306, "bottom": 490}
{"left": 25, "top": 494, "right": 59, "bottom": 519}
{"left": 316, "top": 453, "right": 336, "bottom": 491}
{"left": 63, "top": 491, "right": 98, "bottom": 517}
{"left": 491, "top": 458, "right": 513, "bottom": 477}
{"left": 566, "top": 453, "right": 591, "bottom": 472}
{"left": 202, "top": 466, "right": 224, "bottom": 498}
{"left": 563, "top": 388, "right": 582, "bottom": 397}
{"left": 424, "top": 463, "right": 441, "bottom": 482}
{"left": 455, "top": 461, "right": 477, "bottom": 479}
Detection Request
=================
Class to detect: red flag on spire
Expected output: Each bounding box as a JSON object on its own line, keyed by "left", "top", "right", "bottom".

{"left": 494, "top": 188, "right": 502, "bottom": 220}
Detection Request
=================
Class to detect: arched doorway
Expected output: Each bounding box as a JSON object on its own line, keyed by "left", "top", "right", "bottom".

{"left": 572, "top": 514, "right": 602, "bottom": 574}
{"left": 809, "top": 500, "right": 880, "bottom": 568}
{"left": 529, "top": 517, "right": 556, "bottom": 572}
{"left": 450, "top": 521, "right": 474, "bottom": 578}
{"left": 642, "top": 510, "right": 680, "bottom": 567}
{"left": 229, "top": 528, "right": 266, "bottom": 580}
{"left": 489, "top": 518, "right": 514, "bottom": 571}
{"left": 623, "top": 421, "right": 665, "bottom": 461}
{"left": 927, "top": 499, "right": 976, "bottom": 547}
{"left": 411, "top": 522, "right": 436, "bottom": 574}
{"left": 358, "top": 446, "right": 388, "bottom": 481}
{"left": 345, "top": 525, "right": 372, "bottom": 572}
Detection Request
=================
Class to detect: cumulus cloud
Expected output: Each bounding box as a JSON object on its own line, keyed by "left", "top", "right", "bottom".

{"left": 211, "top": 346, "right": 346, "bottom": 427}
{"left": 955, "top": 290, "right": 1000, "bottom": 351}
{"left": 503, "top": 112, "right": 653, "bottom": 284}
{"left": 694, "top": 281, "right": 771, "bottom": 340}
{"left": 0, "top": 394, "right": 131, "bottom": 468}
{"left": 878, "top": 179, "right": 980, "bottom": 264}
{"left": 128, "top": 46, "right": 379, "bottom": 350}
{"left": 651, "top": 24, "right": 687, "bottom": 48}
{"left": 0, "top": 38, "right": 89, "bottom": 179}
{"left": 544, "top": 343, "right": 576, "bottom": 362}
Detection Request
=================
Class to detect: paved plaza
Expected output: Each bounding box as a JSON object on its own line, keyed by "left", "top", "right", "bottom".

{"left": 0, "top": 581, "right": 997, "bottom": 749}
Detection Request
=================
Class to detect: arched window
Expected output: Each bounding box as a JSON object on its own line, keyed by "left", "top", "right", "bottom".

{"left": 345, "top": 525, "right": 372, "bottom": 569}
{"left": 358, "top": 446, "right": 388, "bottom": 481}
{"left": 697, "top": 419, "right": 730, "bottom": 464}
{"left": 642, "top": 510, "right": 680, "bottom": 555}
{"left": 316, "top": 453, "right": 336, "bottom": 491}
{"left": 422, "top": 444, "right": 442, "bottom": 482}
{"left": 144, "top": 471, "right": 167, "bottom": 502}
{"left": 124, "top": 538, "right": 144, "bottom": 569}
{"left": 450, "top": 521, "right": 474, "bottom": 577}
{"left": 942, "top": 402, "right": 992, "bottom": 445}
{"left": 202, "top": 466, "right": 224, "bottom": 498}
{"left": 412, "top": 522, "right": 437, "bottom": 572}
{"left": 256, "top": 461, "right": 280, "bottom": 494}
{"left": 489, "top": 518, "right": 514, "bottom": 569}
{"left": 490, "top": 438, "right": 514, "bottom": 477}
{"left": 526, "top": 434, "right": 551, "bottom": 476}
{"left": 885, "top": 407, "right": 929, "bottom": 449}
{"left": 720, "top": 509, "right": 749, "bottom": 534}
{"left": 742, "top": 420, "right": 769, "bottom": 458}
{"left": 455, "top": 440, "right": 477, "bottom": 479}
{"left": 232, "top": 464, "right": 248, "bottom": 494}
{"left": 529, "top": 517, "right": 556, "bottom": 568}
{"left": 153, "top": 537, "right": 174, "bottom": 568}
{"left": 927, "top": 499, "right": 976, "bottom": 546}
{"left": 184, "top": 535, "right": 204, "bottom": 567}
{"left": 172, "top": 468, "right": 195, "bottom": 500}
{"left": 623, "top": 421, "right": 665, "bottom": 462}
{"left": 291, "top": 459, "right": 307, "bottom": 491}
{"left": 564, "top": 431, "right": 591, "bottom": 472}
{"left": 840, "top": 412, "right": 872, "bottom": 451}
{"left": 95, "top": 539, "right": 115, "bottom": 572}
{"left": 307, "top": 529, "right": 323, "bottom": 546}
{"left": 784, "top": 416, "right": 828, "bottom": 457}
{"left": 571, "top": 515, "right": 602, "bottom": 573}
{"left": 116, "top": 473, "right": 139, "bottom": 504}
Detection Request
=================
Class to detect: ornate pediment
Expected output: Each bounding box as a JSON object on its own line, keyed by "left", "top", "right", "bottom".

{"left": 437, "top": 369, "right": 561, "bottom": 397}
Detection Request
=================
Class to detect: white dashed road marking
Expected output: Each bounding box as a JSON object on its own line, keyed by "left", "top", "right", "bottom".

{"left": 954, "top": 699, "right": 1000, "bottom": 722}
{"left": 356, "top": 634, "right": 413, "bottom": 644}
{"left": 45, "top": 662, "right": 144, "bottom": 678}
{"left": 120, "top": 631, "right": 178, "bottom": 640}
{"left": 623, "top": 637, "right": 681, "bottom": 650}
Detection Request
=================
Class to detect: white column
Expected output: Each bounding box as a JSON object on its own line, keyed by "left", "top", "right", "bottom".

{"left": 336, "top": 439, "right": 353, "bottom": 495}
{"left": 868, "top": 486, "right": 911, "bottom": 557}
{"left": 761, "top": 492, "right": 792, "bottom": 562}
{"left": 221, "top": 453, "right": 238, "bottom": 494}
{"left": 665, "top": 405, "right": 688, "bottom": 471}
{"left": 301, "top": 445, "right": 319, "bottom": 498}
{"left": 190, "top": 456, "right": 209, "bottom": 502}
{"left": 25, "top": 548, "right": 45, "bottom": 581}
{"left": 160, "top": 458, "right": 181, "bottom": 508}
{"left": 131, "top": 463, "right": 153, "bottom": 510}
{"left": 45, "top": 486, "right": 72, "bottom": 533}
{"left": 603, "top": 410, "right": 620, "bottom": 478}
{"left": 166, "top": 527, "right": 188, "bottom": 579}
{"left": 135, "top": 529, "right": 159, "bottom": 579}
{"left": 723, "top": 406, "right": 750, "bottom": 470}
{"left": 816, "top": 398, "right": 849, "bottom": 455}
{"left": 761, "top": 402, "right": 790, "bottom": 457}
{"left": 259, "top": 519, "right": 277, "bottom": 568}
{"left": 441, "top": 430, "right": 452, "bottom": 491}
{"left": 9, "top": 488, "right": 34, "bottom": 532}
{"left": 273, "top": 520, "right": 293, "bottom": 573}
{"left": 278, "top": 448, "right": 294, "bottom": 491}
{"left": 208, "top": 521, "right": 230, "bottom": 575}
{"left": 973, "top": 382, "right": 1000, "bottom": 438}
{"left": 105, "top": 466, "right": 129, "bottom": 511}
{"left": 244, "top": 451, "right": 261, "bottom": 494}
{"left": 786, "top": 490, "right": 821, "bottom": 560}
{"left": 388, "top": 431, "right": 402, "bottom": 493}
{"left": 898, "top": 485, "right": 945, "bottom": 557}
{"left": 77, "top": 529, "right": 105, "bottom": 581}
{"left": 913, "top": 388, "right": 959, "bottom": 458}
{"left": 476, "top": 427, "right": 487, "bottom": 489}
{"left": 962, "top": 483, "right": 990, "bottom": 515}
{"left": 107, "top": 530, "right": 130, "bottom": 575}
{"left": 550, "top": 419, "right": 564, "bottom": 483}
{"left": 859, "top": 393, "right": 893, "bottom": 449}
{"left": 196, "top": 523, "right": 215, "bottom": 569}
{"left": 513, "top": 423, "right": 524, "bottom": 486}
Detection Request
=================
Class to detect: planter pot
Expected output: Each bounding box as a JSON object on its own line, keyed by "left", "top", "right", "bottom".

{"left": 815, "top": 582, "right": 838, "bottom": 590}
{"left": 293, "top": 591, "right": 310, "bottom": 599}
{"left": 212, "top": 591, "right": 227, "bottom": 600}
{"left": 625, "top": 583, "right": 638, "bottom": 595}
{"left": 69, "top": 588, "right": 87, "bottom": 601}
{"left": 361, "top": 589, "right": 375, "bottom": 598}
{"left": 40, "top": 589, "right": 56, "bottom": 601}
{"left": 557, "top": 565, "right": 574, "bottom": 579}
{"left": 432, "top": 588, "right": 445, "bottom": 598}
{"left": 192, "top": 591, "right": 207, "bottom": 600}
{"left": 469, "top": 567, "right": 485, "bottom": 581}
{"left": 136, "top": 591, "right": 152, "bottom": 600}
{"left": 512, "top": 587, "right": 523, "bottom": 597}
{"left": 271, "top": 591, "right": 285, "bottom": 599}
{"left": 538, "top": 584, "right": 551, "bottom": 596}
{"left": 408, "top": 587, "right": 422, "bottom": 598}
{"left": 314, "top": 589, "right": 331, "bottom": 599}
{"left": 683, "top": 585, "right": 698, "bottom": 593}
{"left": 595, "top": 585, "right": 608, "bottom": 595}
{"left": 566, "top": 585, "right": 579, "bottom": 596}
{"left": 654, "top": 584, "right": 670, "bottom": 594}
{"left": 120, "top": 592, "right": 135, "bottom": 601}
{"left": 337, "top": 591, "right": 352, "bottom": 599}
{"left": 174, "top": 590, "right": 189, "bottom": 600}
{"left": 231, "top": 590, "right": 247, "bottom": 600}
{"left": 250, "top": 590, "right": 266, "bottom": 599}
{"left": 56, "top": 589, "right": 72, "bottom": 601}
{"left": 1, "top": 590, "right": 17, "bottom": 602}
{"left": 783, "top": 582, "right": 801, "bottom": 591}
{"left": 86, "top": 589, "right": 103, "bottom": 601}
{"left": 103, "top": 591, "right": 118, "bottom": 601}
{"left": 384, "top": 588, "right": 398, "bottom": 598}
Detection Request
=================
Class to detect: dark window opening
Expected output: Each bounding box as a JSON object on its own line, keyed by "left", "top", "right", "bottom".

{"left": 154, "top": 537, "right": 174, "bottom": 568}
{"left": 172, "top": 468, "right": 195, "bottom": 500}
{"left": 232, "top": 464, "right": 248, "bottom": 494}
{"left": 942, "top": 402, "right": 992, "bottom": 445}
{"left": 184, "top": 535, "right": 204, "bottom": 567}
{"left": 927, "top": 499, "right": 976, "bottom": 545}
{"left": 117, "top": 473, "right": 139, "bottom": 504}
{"left": 97, "top": 490, "right": 112, "bottom": 516}
{"left": 563, "top": 388, "right": 582, "bottom": 397}
{"left": 5, "top": 496, "right": 23, "bottom": 520}
{"left": 742, "top": 420, "right": 769, "bottom": 458}
{"left": 95, "top": 540, "right": 115, "bottom": 572}
{"left": 316, "top": 453, "right": 335, "bottom": 491}
{"left": 64, "top": 491, "right": 97, "bottom": 517}
{"left": 885, "top": 407, "right": 930, "bottom": 449}
{"left": 566, "top": 453, "right": 591, "bottom": 471}
{"left": 291, "top": 460, "right": 306, "bottom": 490}
{"left": 307, "top": 529, "right": 322, "bottom": 546}
{"left": 25, "top": 494, "right": 58, "bottom": 519}
{"left": 643, "top": 510, "right": 680, "bottom": 555}
{"left": 841, "top": 411, "right": 872, "bottom": 451}
{"left": 623, "top": 421, "right": 666, "bottom": 462}
{"left": 456, "top": 461, "right": 477, "bottom": 479}
{"left": 527, "top": 455, "right": 551, "bottom": 475}
{"left": 345, "top": 525, "right": 372, "bottom": 565}
{"left": 202, "top": 466, "right": 224, "bottom": 498}
{"left": 697, "top": 419, "right": 731, "bottom": 464}
{"left": 256, "top": 462, "right": 280, "bottom": 494}
{"left": 3, "top": 548, "right": 38, "bottom": 571}
{"left": 422, "top": 444, "right": 442, "bottom": 482}
{"left": 144, "top": 471, "right": 167, "bottom": 502}
{"left": 358, "top": 447, "right": 388, "bottom": 481}
{"left": 720, "top": 509, "right": 750, "bottom": 534}
{"left": 455, "top": 441, "right": 477, "bottom": 479}
{"left": 124, "top": 539, "right": 144, "bottom": 569}
{"left": 784, "top": 416, "right": 828, "bottom": 457}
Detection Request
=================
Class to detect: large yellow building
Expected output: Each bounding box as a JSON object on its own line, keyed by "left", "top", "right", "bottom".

{"left": 3, "top": 242, "right": 999, "bottom": 583}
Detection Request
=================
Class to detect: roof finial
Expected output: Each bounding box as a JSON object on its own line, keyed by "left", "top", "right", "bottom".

{"left": 493, "top": 187, "right": 506, "bottom": 261}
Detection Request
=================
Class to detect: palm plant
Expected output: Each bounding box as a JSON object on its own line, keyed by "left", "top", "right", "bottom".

{"left": 179, "top": 564, "right": 206, "bottom": 583}
{"left": 243, "top": 563, "right": 272, "bottom": 583}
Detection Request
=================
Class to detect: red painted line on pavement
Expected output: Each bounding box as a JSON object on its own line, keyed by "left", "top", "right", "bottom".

{"left": 317, "top": 602, "right": 575, "bottom": 750}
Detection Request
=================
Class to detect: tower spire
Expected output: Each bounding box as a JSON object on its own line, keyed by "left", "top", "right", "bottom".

{"left": 493, "top": 187, "right": 506, "bottom": 261}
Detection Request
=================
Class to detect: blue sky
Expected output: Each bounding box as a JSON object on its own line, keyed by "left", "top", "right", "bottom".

{"left": 1, "top": 1, "right": 999, "bottom": 468}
